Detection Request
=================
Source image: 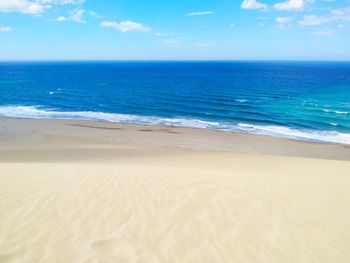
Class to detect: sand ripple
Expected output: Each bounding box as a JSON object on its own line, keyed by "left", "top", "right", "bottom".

{"left": 0, "top": 159, "right": 350, "bottom": 263}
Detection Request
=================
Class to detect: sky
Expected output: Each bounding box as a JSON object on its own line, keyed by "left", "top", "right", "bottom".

{"left": 0, "top": 0, "right": 350, "bottom": 60}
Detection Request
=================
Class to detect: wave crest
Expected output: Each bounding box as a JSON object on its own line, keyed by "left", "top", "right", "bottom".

{"left": 0, "top": 105, "right": 349, "bottom": 145}
{"left": 0, "top": 106, "right": 221, "bottom": 129}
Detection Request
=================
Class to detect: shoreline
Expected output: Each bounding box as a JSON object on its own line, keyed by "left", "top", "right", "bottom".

{"left": 0, "top": 116, "right": 349, "bottom": 161}
{"left": 0, "top": 105, "right": 349, "bottom": 146}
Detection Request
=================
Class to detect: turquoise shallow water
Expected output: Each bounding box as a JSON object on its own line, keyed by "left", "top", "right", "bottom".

{"left": 0, "top": 61, "right": 349, "bottom": 144}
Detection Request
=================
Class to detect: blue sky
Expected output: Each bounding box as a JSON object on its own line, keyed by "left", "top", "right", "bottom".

{"left": 0, "top": 0, "right": 349, "bottom": 60}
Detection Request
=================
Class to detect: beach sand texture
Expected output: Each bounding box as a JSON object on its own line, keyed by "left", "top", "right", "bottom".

{"left": 1, "top": 118, "right": 350, "bottom": 263}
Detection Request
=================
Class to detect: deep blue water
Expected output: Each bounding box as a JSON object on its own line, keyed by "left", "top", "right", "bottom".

{"left": 0, "top": 61, "right": 349, "bottom": 144}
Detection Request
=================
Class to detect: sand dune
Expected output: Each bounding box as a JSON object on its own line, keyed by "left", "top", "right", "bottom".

{"left": 1, "top": 155, "right": 350, "bottom": 262}
{"left": 0, "top": 118, "right": 350, "bottom": 262}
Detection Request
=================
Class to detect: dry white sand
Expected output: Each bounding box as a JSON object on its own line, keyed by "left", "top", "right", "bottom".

{"left": 0, "top": 118, "right": 350, "bottom": 263}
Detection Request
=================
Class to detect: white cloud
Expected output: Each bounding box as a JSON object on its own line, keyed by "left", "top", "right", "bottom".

{"left": 187, "top": 11, "right": 213, "bottom": 16}
{"left": 51, "top": 8, "right": 85, "bottom": 23}
{"left": 276, "top": 16, "right": 293, "bottom": 23}
{"left": 53, "top": 15, "right": 67, "bottom": 22}
{"left": 55, "top": 0, "right": 84, "bottom": 4}
{"left": 299, "top": 15, "right": 323, "bottom": 25}
{"left": 274, "top": 0, "right": 304, "bottom": 11}
{"left": 39, "top": 0, "right": 84, "bottom": 5}
{"left": 101, "top": 20, "right": 149, "bottom": 32}
{"left": 299, "top": 7, "right": 350, "bottom": 26}
{"left": 0, "top": 0, "right": 45, "bottom": 14}
{"left": 0, "top": 26, "right": 12, "bottom": 32}
{"left": 89, "top": 11, "right": 101, "bottom": 18}
{"left": 0, "top": 0, "right": 84, "bottom": 15}
{"left": 241, "top": 0, "right": 267, "bottom": 10}
{"left": 70, "top": 8, "right": 85, "bottom": 23}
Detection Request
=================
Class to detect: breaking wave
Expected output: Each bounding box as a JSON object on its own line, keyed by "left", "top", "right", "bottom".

{"left": 1, "top": 105, "right": 350, "bottom": 145}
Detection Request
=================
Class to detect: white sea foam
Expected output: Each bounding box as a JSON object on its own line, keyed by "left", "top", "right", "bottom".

{"left": 323, "top": 109, "right": 348, "bottom": 115}
{"left": 49, "top": 88, "right": 62, "bottom": 95}
{"left": 0, "top": 105, "right": 349, "bottom": 145}
{"left": 236, "top": 123, "right": 350, "bottom": 145}
{"left": 335, "top": 111, "right": 348, "bottom": 115}
{"left": 0, "top": 106, "right": 221, "bottom": 130}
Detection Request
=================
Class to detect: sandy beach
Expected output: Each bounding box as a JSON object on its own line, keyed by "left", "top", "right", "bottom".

{"left": 1, "top": 117, "right": 350, "bottom": 263}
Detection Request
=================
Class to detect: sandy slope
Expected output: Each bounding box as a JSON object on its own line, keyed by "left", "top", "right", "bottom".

{"left": 1, "top": 153, "right": 350, "bottom": 263}
{"left": 0, "top": 118, "right": 350, "bottom": 262}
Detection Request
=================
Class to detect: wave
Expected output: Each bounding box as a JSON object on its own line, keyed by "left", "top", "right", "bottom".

{"left": 335, "top": 111, "right": 348, "bottom": 115}
{"left": 0, "top": 105, "right": 350, "bottom": 145}
{"left": 0, "top": 105, "right": 221, "bottom": 129}
{"left": 235, "top": 99, "right": 248, "bottom": 103}
{"left": 236, "top": 123, "right": 350, "bottom": 145}
{"left": 323, "top": 109, "right": 348, "bottom": 115}
{"left": 48, "top": 88, "right": 62, "bottom": 95}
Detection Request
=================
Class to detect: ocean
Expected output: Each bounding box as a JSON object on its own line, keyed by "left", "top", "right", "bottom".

{"left": 0, "top": 61, "right": 349, "bottom": 144}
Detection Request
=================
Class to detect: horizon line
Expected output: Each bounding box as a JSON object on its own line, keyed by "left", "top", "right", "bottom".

{"left": 1, "top": 59, "right": 350, "bottom": 63}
